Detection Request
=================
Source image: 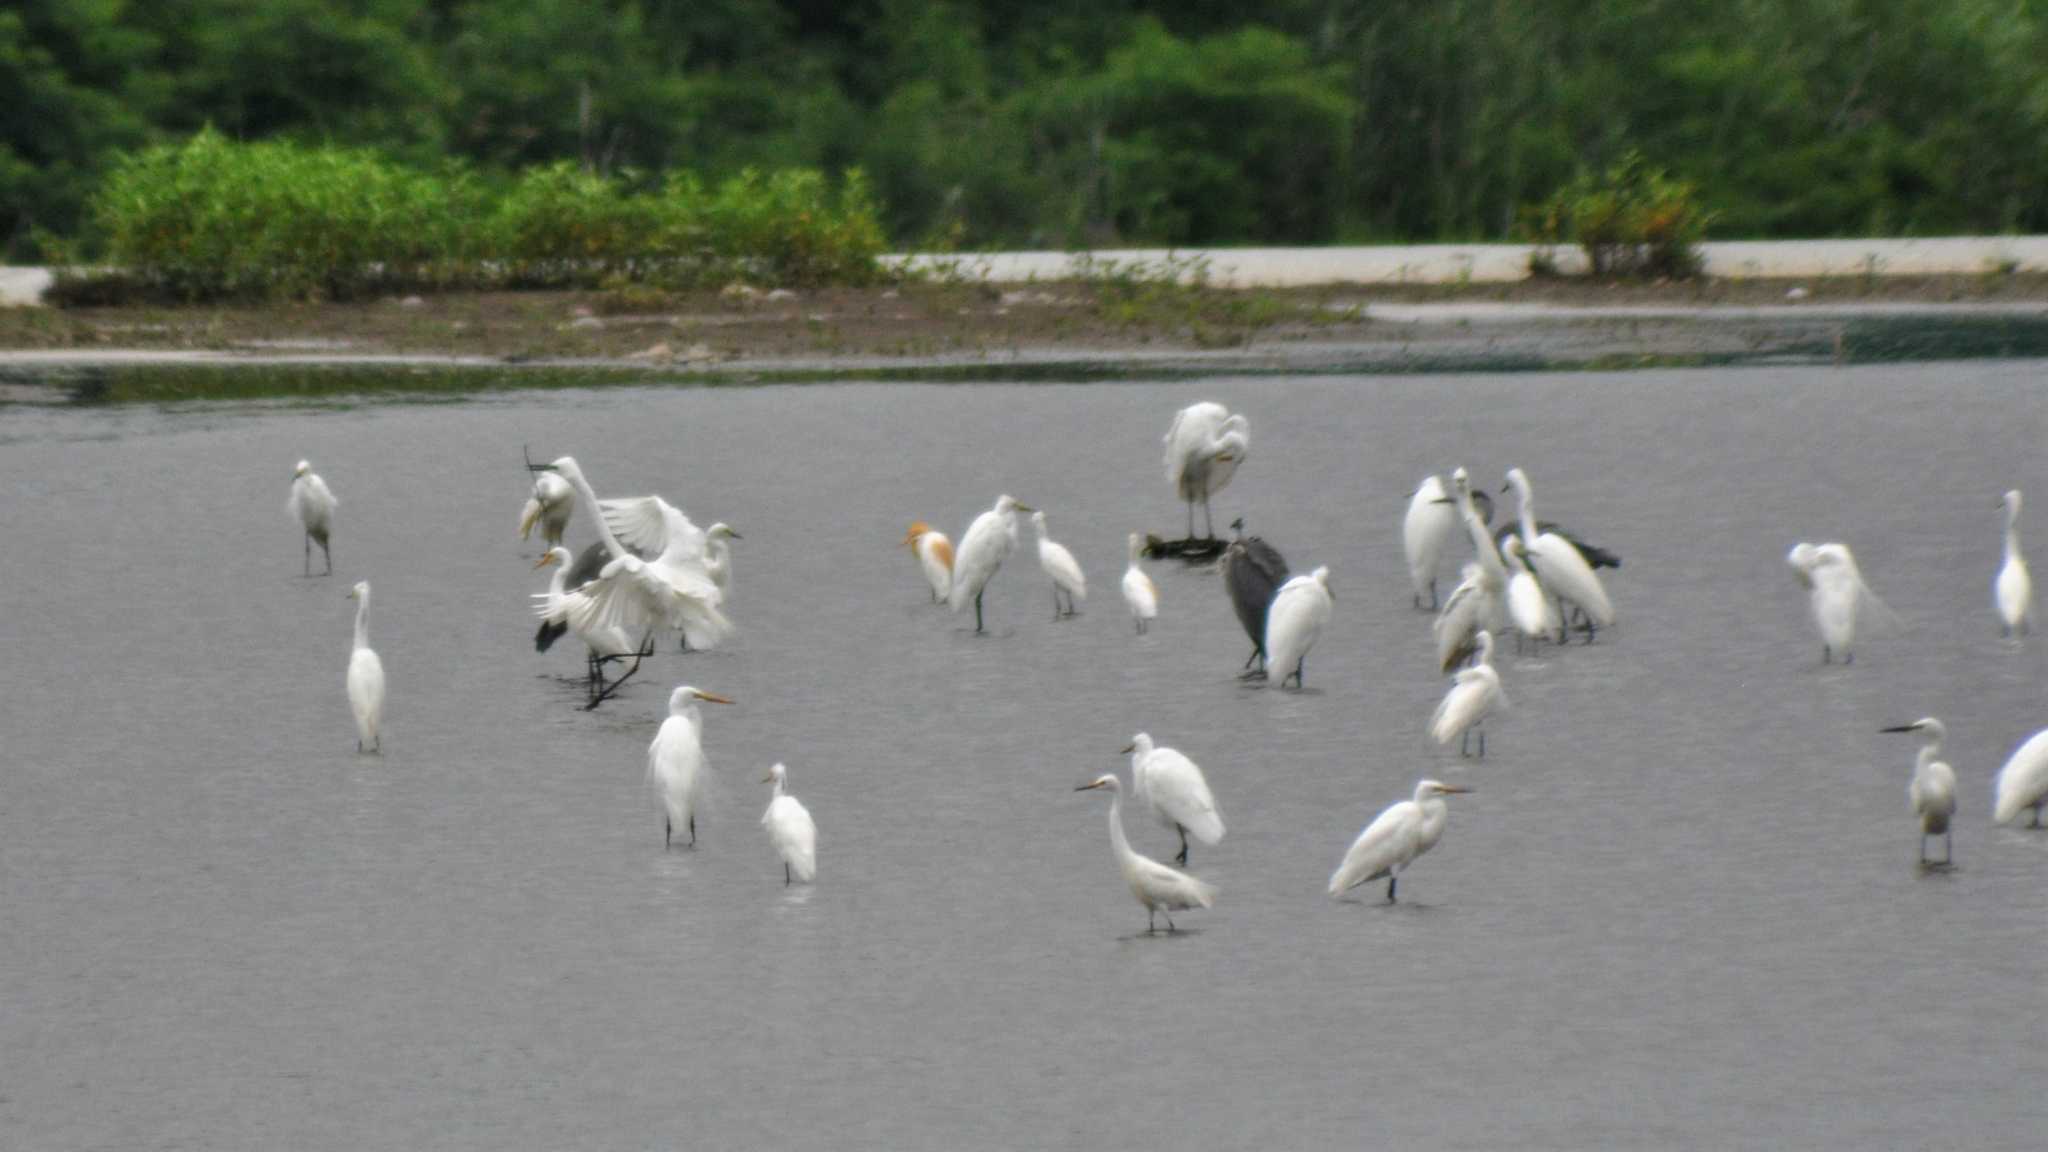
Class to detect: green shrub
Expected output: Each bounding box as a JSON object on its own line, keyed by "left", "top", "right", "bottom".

{"left": 1533, "top": 152, "right": 1711, "bottom": 279}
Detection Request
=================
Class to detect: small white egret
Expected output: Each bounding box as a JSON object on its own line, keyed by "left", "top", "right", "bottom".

{"left": 345, "top": 581, "right": 384, "bottom": 753}
{"left": 1164, "top": 402, "right": 1249, "bottom": 539}
{"left": 1120, "top": 532, "right": 1159, "bottom": 634}
{"left": 289, "top": 461, "right": 337, "bottom": 576}
{"left": 1995, "top": 490, "right": 2031, "bottom": 637}
{"left": 1503, "top": 468, "right": 1614, "bottom": 641}
{"left": 1430, "top": 630, "right": 1506, "bottom": 757}
{"left": 1500, "top": 536, "right": 1560, "bottom": 651}
{"left": 901, "top": 521, "right": 954, "bottom": 603}
{"left": 1075, "top": 774, "right": 1216, "bottom": 933}
{"left": 1124, "top": 734, "right": 1225, "bottom": 865}
{"left": 1265, "top": 565, "right": 1333, "bottom": 689}
{"left": 1789, "top": 542, "right": 1888, "bottom": 664}
{"left": 1881, "top": 719, "right": 1956, "bottom": 864}
{"left": 949, "top": 494, "right": 1032, "bottom": 633}
{"left": 1328, "top": 779, "right": 1471, "bottom": 902}
{"left": 1031, "top": 511, "right": 1086, "bottom": 619}
{"left": 519, "top": 470, "right": 574, "bottom": 548}
{"left": 648, "top": 686, "right": 733, "bottom": 848}
{"left": 1221, "top": 517, "right": 1289, "bottom": 675}
{"left": 1403, "top": 474, "right": 1460, "bottom": 609}
{"left": 703, "top": 522, "right": 741, "bottom": 599}
{"left": 761, "top": 762, "right": 817, "bottom": 884}
{"left": 1993, "top": 728, "right": 2048, "bottom": 827}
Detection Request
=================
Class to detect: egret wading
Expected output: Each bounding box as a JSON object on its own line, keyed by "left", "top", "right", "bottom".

{"left": 519, "top": 469, "right": 574, "bottom": 548}
{"left": 1788, "top": 541, "right": 1887, "bottom": 664}
{"left": 1995, "top": 490, "right": 2032, "bottom": 637}
{"left": 345, "top": 581, "right": 384, "bottom": 753}
{"left": 901, "top": 521, "right": 955, "bottom": 603}
{"left": 1403, "top": 474, "right": 1460, "bottom": 609}
{"left": 1430, "top": 630, "right": 1506, "bottom": 757}
{"left": 949, "top": 494, "right": 1031, "bottom": 633}
{"left": 1265, "top": 565, "right": 1333, "bottom": 690}
{"left": 1221, "top": 517, "right": 1288, "bottom": 675}
{"left": 1164, "top": 402, "right": 1249, "bottom": 540}
{"left": 1881, "top": 719, "right": 1956, "bottom": 865}
{"left": 1121, "top": 533, "right": 1159, "bottom": 634}
{"left": 648, "top": 686, "right": 733, "bottom": 848}
{"left": 1075, "top": 774, "right": 1216, "bottom": 933}
{"left": 1433, "top": 468, "right": 1506, "bottom": 672}
{"left": 1994, "top": 728, "right": 2048, "bottom": 827}
{"left": 1125, "top": 734, "right": 1225, "bottom": 866}
{"left": 1328, "top": 780, "right": 1470, "bottom": 903}
{"left": 1500, "top": 536, "right": 1560, "bottom": 652}
{"left": 761, "top": 762, "right": 817, "bottom": 884}
{"left": 532, "top": 547, "right": 648, "bottom": 698}
{"left": 1032, "top": 511, "right": 1086, "bottom": 619}
{"left": 1502, "top": 468, "right": 1614, "bottom": 642}
{"left": 289, "top": 460, "right": 337, "bottom": 576}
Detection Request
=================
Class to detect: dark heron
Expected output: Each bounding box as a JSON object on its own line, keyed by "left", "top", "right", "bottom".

{"left": 1221, "top": 518, "right": 1289, "bottom": 676}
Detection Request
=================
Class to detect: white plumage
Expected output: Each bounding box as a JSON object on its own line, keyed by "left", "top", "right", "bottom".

{"left": 1265, "top": 565, "right": 1333, "bottom": 689}
{"left": 949, "top": 494, "right": 1030, "bottom": 632}
{"left": 1788, "top": 541, "right": 1887, "bottom": 664}
{"left": 289, "top": 460, "right": 337, "bottom": 576}
{"left": 1993, "top": 728, "right": 2048, "bottom": 827}
{"left": 901, "top": 522, "right": 954, "bottom": 603}
{"left": 519, "top": 470, "right": 574, "bottom": 547}
{"left": 1503, "top": 468, "right": 1613, "bottom": 636}
{"left": 1125, "top": 733, "right": 1224, "bottom": 865}
{"left": 1328, "top": 779, "right": 1470, "bottom": 902}
{"left": 1120, "top": 532, "right": 1158, "bottom": 633}
{"left": 1076, "top": 774, "right": 1216, "bottom": 933}
{"left": 703, "top": 522, "right": 740, "bottom": 599}
{"left": 1500, "top": 536, "right": 1560, "bottom": 646}
{"left": 345, "top": 581, "right": 383, "bottom": 753}
{"left": 1883, "top": 718, "right": 1956, "bottom": 864}
{"left": 536, "top": 459, "right": 733, "bottom": 654}
{"left": 1430, "top": 630, "right": 1506, "bottom": 757}
{"left": 648, "top": 685, "right": 732, "bottom": 848}
{"left": 761, "top": 762, "right": 818, "bottom": 884}
{"left": 1031, "top": 510, "right": 1086, "bottom": 618}
{"left": 1403, "top": 474, "right": 1460, "bottom": 609}
{"left": 1163, "top": 402, "right": 1249, "bottom": 538}
{"left": 1996, "top": 489, "right": 2031, "bottom": 636}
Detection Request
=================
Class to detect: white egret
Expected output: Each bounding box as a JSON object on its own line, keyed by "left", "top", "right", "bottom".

{"left": 761, "top": 762, "right": 818, "bottom": 884}
{"left": 1996, "top": 490, "right": 2031, "bottom": 636}
{"left": 1881, "top": 719, "right": 1956, "bottom": 864}
{"left": 949, "top": 494, "right": 1032, "bottom": 633}
{"left": 1993, "top": 728, "right": 2048, "bottom": 827}
{"left": 901, "top": 521, "right": 954, "bottom": 603}
{"left": 1789, "top": 542, "right": 1888, "bottom": 664}
{"left": 1074, "top": 774, "right": 1216, "bottom": 933}
{"left": 345, "top": 581, "right": 384, "bottom": 753}
{"left": 1164, "top": 402, "right": 1249, "bottom": 539}
{"left": 1433, "top": 468, "right": 1506, "bottom": 671}
{"left": 532, "top": 547, "right": 647, "bottom": 698}
{"left": 703, "top": 522, "right": 741, "bottom": 598}
{"left": 1031, "top": 511, "right": 1086, "bottom": 619}
{"left": 1328, "top": 779, "right": 1471, "bottom": 902}
{"left": 1221, "top": 517, "right": 1288, "bottom": 675}
{"left": 1265, "top": 565, "right": 1333, "bottom": 689}
{"left": 597, "top": 490, "right": 732, "bottom": 652}
{"left": 1403, "top": 474, "right": 1460, "bottom": 609}
{"left": 1120, "top": 532, "right": 1158, "bottom": 634}
{"left": 519, "top": 470, "right": 574, "bottom": 548}
{"left": 648, "top": 685, "right": 733, "bottom": 848}
{"left": 289, "top": 460, "right": 337, "bottom": 576}
{"left": 1502, "top": 468, "right": 1614, "bottom": 641}
{"left": 1786, "top": 542, "right": 1820, "bottom": 591}
{"left": 1430, "top": 630, "right": 1506, "bottom": 758}
{"left": 1124, "top": 733, "right": 1225, "bottom": 865}
{"left": 1500, "top": 536, "right": 1560, "bottom": 651}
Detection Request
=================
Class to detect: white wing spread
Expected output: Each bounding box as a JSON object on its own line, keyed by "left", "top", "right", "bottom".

{"left": 763, "top": 795, "right": 818, "bottom": 881}
{"left": 1329, "top": 803, "right": 1419, "bottom": 894}
{"left": 600, "top": 496, "right": 707, "bottom": 561}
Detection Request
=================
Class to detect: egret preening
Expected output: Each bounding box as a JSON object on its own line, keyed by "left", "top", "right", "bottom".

{"left": 1032, "top": 511, "right": 1086, "bottom": 619}
{"left": 1502, "top": 468, "right": 1614, "bottom": 641}
{"left": 1995, "top": 490, "right": 2031, "bottom": 637}
{"left": 1430, "top": 630, "right": 1506, "bottom": 757}
{"left": 519, "top": 470, "right": 574, "bottom": 548}
{"left": 345, "top": 581, "right": 384, "bottom": 753}
{"left": 949, "top": 494, "right": 1032, "bottom": 633}
{"left": 1788, "top": 541, "right": 1888, "bottom": 664}
{"left": 1125, "top": 734, "right": 1225, "bottom": 865}
{"left": 289, "top": 461, "right": 336, "bottom": 576}
{"left": 1403, "top": 475, "right": 1460, "bottom": 609}
{"left": 1075, "top": 774, "right": 1216, "bottom": 933}
{"left": 648, "top": 686, "right": 733, "bottom": 848}
{"left": 1993, "top": 728, "right": 2048, "bottom": 827}
{"left": 1121, "top": 533, "right": 1159, "bottom": 634}
{"left": 1500, "top": 537, "right": 1560, "bottom": 652}
{"left": 1221, "top": 518, "right": 1288, "bottom": 675}
{"left": 901, "top": 521, "right": 955, "bottom": 603}
{"left": 703, "top": 522, "right": 741, "bottom": 599}
{"left": 1164, "top": 402, "right": 1249, "bottom": 539}
{"left": 532, "top": 547, "right": 648, "bottom": 699}
{"left": 1881, "top": 719, "right": 1956, "bottom": 865}
{"left": 761, "top": 762, "right": 817, "bottom": 884}
{"left": 1265, "top": 565, "right": 1333, "bottom": 690}
{"left": 1328, "top": 779, "right": 1470, "bottom": 903}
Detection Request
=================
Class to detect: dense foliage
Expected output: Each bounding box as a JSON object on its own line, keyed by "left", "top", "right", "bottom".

{"left": 7, "top": 0, "right": 2047, "bottom": 261}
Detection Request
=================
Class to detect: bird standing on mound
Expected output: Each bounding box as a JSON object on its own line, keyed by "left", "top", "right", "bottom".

{"left": 345, "top": 581, "right": 384, "bottom": 753}
{"left": 949, "top": 494, "right": 1031, "bottom": 633}
{"left": 1121, "top": 532, "right": 1158, "bottom": 633}
{"left": 761, "top": 762, "right": 817, "bottom": 885}
{"left": 1075, "top": 774, "right": 1216, "bottom": 933}
{"left": 1032, "top": 510, "right": 1086, "bottom": 619}
{"left": 1881, "top": 719, "right": 1956, "bottom": 865}
{"left": 290, "top": 460, "right": 337, "bottom": 576}
{"left": 648, "top": 686, "right": 733, "bottom": 848}
{"left": 1329, "top": 780, "right": 1470, "bottom": 903}
{"left": 1163, "top": 402, "right": 1249, "bottom": 540}
{"left": 1125, "top": 734, "right": 1225, "bottom": 866}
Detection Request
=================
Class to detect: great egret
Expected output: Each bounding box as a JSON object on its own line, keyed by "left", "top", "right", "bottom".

{"left": 1328, "top": 779, "right": 1470, "bottom": 902}
{"left": 648, "top": 685, "right": 733, "bottom": 848}
{"left": 345, "top": 581, "right": 384, "bottom": 753}
{"left": 949, "top": 494, "right": 1032, "bottom": 633}
{"left": 1121, "top": 533, "right": 1159, "bottom": 634}
{"left": 1164, "top": 402, "right": 1249, "bottom": 539}
{"left": 761, "top": 762, "right": 818, "bottom": 884}
{"left": 704, "top": 522, "right": 741, "bottom": 599}
{"left": 1403, "top": 475, "right": 1460, "bottom": 609}
{"left": 1500, "top": 537, "right": 1560, "bottom": 652}
{"left": 1265, "top": 565, "right": 1333, "bottom": 689}
{"left": 1502, "top": 468, "right": 1614, "bottom": 641}
{"left": 1431, "top": 630, "right": 1506, "bottom": 757}
{"left": 1788, "top": 542, "right": 1887, "bottom": 664}
{"left": 1221, "top": 517, "right": 1288, "bottom": 675}
{"left": 289, "top": 461, "right": 336, "bottom": 576}
{"left": 532, "top": 547, "right": 648, "bottom": 699}
{"left": 597, "top": 491, "right": 733, "bottom": 651}
{"left": 1031, "top": 511, "right": 1086, "bottom": 619}
{"left": 901, "top": 521, "right": 954, "bottom": 603}
{"left": 519, "top": 470, "right": 574, "bottom": 548}
{"left": 1433, "top": 468, "right": 1506, "bottom": 671}
{"left": 1993, "top": 728, "right": 2048, "bottom": 827}
{"left": 1124, "top": 734, "right": 1225, "bottom": 865}
{"left": 1075, "top": 774, "right": 1216, "bottom": 933}
{"left": 1996, "top": 490, "right": 2031, "bottom": 637}
{"left": 1881, "top": 719, "right": 1956, "bottom": 864}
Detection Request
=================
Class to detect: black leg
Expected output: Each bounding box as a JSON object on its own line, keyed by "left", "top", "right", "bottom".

{"left": 1429, "top": 577, "right": 1439, "bottom": 611}
{"left": 785, "top": 863, "right": 792, "bottom": 885}
{"left": 322, "top": 540, "right": 331, "bottom": 575}
{"left": 665, "top": 817, "right": 672, "bottom": 850}
{"left": 303, "top": 534, "right": 311, "bottom": 576}
{"left": 1477, "top": 726, "right": 1485, "bottom": 758}
{"left": 974, "top": 591, "right": 985, "bottom": 634}
{"left": 689, "top": 815, "right": 696, "bottom": 846}
{"left": 1176, "top": 826, "right": 1188, "bottom": 866}
{"left": 1165, "top": 911, "right": 1177, "bottom": 933}
{"left": 1148, "top": 908, "right": 1157, "bottom": 933}
{"left": 1052, "top": 585, "right": 1060, "bottom": 621}
{"left": 1386, "top": 875, "right": 1398, "bottom": 903}
{"left": 1203, "top": 499, "right": 1214, "bottom": 540}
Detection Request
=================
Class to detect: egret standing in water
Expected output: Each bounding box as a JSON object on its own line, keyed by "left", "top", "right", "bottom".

{"left": 1221, "top": 518, "right": 1288, "bottom": 675}
{"left": 1500, "top": 537, "right": 1559, "bottom": 652}
{"left": 761, "top": 762, "right": 817, "bottom": 884}
{"left": 1430, "top": 630, "right": 1506, "bottom": 758}
{"left": 1434, "top": 468, "right": 1506, "bottom": 671}
{"left": 901, "top": 521, "right": 954, "bottom": 603}
{"left": 1328, "top": 780, "right": 1470, "bottom": 902}
{"left": 949, "top": 494, "right": 1031, "bottom": 633}
{"left": 648, "top": 686, "right": 733, "bottom": 848}
{"left": 345, "top": 581, "right": 384, "bottom": 753}
{"left": 1163, "top": 402, "right": 1249, "bottom": 539}
{"left": 1788, "top": 541, "right": 1886, "bottom": 664}
{"left": 1031, "top": 511, "right": 1086, "bottom": 619}
{"left": 1074, "top": 774, "right": 1216, "bottom": 933}
{"left": 1265, "top": 565, "right": 1333, "bottom": 689}
{"left": 1881, "top": 719, "right": 1956, "bottom": 865}
{"left": 1121, "top": 533, "right": 1159, "bottom": 634}
{"left": 1403, "top": 474, "right": 1459, "bottom": 609}
{"left": 1993, "top": 728, "right": 2048, "bottom": 827}
{"left": 519, "top": 470, "right": 574, "bottom": 548}
{"left": 1995, "top": 490, "right": 2031, "bottom": 637}
{"left": 1502, "top": 468, "right": 1614, "bottom": 641}
{"left": 703, "top": 522, "right": 741, "bottom": 600}
{"left": 289, "top": 461, "right": 336, "bottom": 576}
{"left": 1125, "top": 734, "right": 1225, "bottom": 865}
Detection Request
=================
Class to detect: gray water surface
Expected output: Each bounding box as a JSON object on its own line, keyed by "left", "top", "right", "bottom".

{"left": 5, "top": 365, "right": 2047, "bottom": 1149}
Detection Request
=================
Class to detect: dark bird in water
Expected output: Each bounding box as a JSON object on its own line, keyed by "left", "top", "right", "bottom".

{"left": 1468, "top": 488, "right": 1621, "bottom": 571}
{"left": 1221, "top": 517, "right": 1289, "bottom": 676}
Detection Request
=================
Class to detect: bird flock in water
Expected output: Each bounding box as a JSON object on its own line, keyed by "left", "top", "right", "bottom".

{"left": 286, "top": 400, "right": 2048, "bottom": 931}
